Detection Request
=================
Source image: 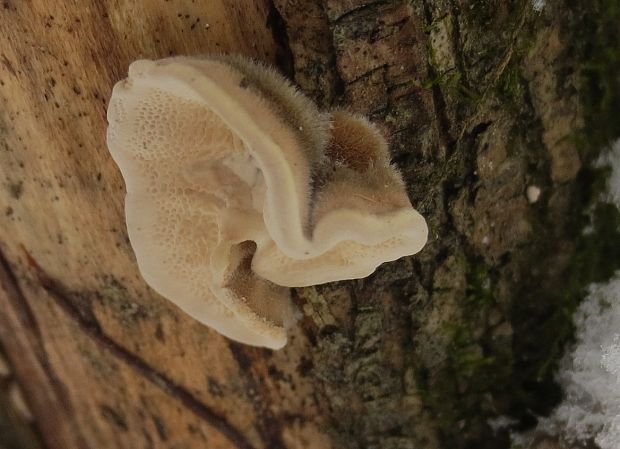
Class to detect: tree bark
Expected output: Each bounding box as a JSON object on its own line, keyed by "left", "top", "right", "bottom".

{"left": 0, "top": 1, "right": 614, "bottom": 449}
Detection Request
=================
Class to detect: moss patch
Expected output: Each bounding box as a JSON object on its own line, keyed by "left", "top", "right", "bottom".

{"left": 414, "top": 1, "right": 620, "bottom": 448}
{"left": 573, "top": 0, "right": 620, "bottom": 155}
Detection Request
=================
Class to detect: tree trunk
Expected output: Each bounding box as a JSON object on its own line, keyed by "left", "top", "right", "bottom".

{"left": 1, "top": 1, "right": 616, "bottom": 449}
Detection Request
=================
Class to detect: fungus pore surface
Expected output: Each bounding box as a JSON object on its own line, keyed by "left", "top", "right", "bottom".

{"left": 106, "top": 55, "right": 428, "bottom": 349}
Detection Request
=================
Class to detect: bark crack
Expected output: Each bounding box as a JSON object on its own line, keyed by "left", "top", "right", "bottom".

{"left": 10, "top": 248, "right": 257, "bottom": 449}
{"left": 457, "top": 3, "right": 529, "bottom": 140}
{"left": 228, "top": 344, "right": 286, "bottom": 449}
{"left": 447, "top": 0, "right": 470, "bottom": 89}
{"left": 267, "top": 0, "right": 294, "bottom": 78}
{"left": 329, "top": 0, "right": 388, "bottom": 24}
{"left": 420, "top": 0, "right": 456, "bottom": 157}
{"left": 0, "top": 248, "right": 74, "bottom": 413}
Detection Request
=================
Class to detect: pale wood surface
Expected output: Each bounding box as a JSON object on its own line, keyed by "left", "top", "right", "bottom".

{"left": 0, "top": 2, "right": 330, "bottom": 448}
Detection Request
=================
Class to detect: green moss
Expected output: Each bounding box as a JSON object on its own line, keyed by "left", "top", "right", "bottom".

{"left": 507, "top": 178, "right": 620, "bottom": 434}
{"left": 497, "top": 65, "right": 528, "bottom": 110}
{"left": 503, "top": 0, "right": 620, "bottom": 424}
{"left": 504, "top": 0, "right": 620, "bottom": 421}
{"left": 504, "top": 0, "right": 620, "bottom": 429}
{"left": 419, "top": 194, "right": 620, "bottom": 445}
{"left": 415, "top": 3, "right": 620, "bottom": 446}
{"left": 413, "top": 259, "right": 517, "bottom": 447}
{"left": 446, "top": 326, "right": 494, "bottom": 378}
{"left": 465, "top": 260, "right": 496, "bottom": 309}
{"left": 421, "top": 70, "right": 483, "bottom": 104}
{"left": 573, "top": 0, "right": 620, "bottom": 157}
{"left": 383, "top": 104, "right": 415, "bottom": 129}
{"left": 572, "top": 202, "right": 620, "bottom": 284}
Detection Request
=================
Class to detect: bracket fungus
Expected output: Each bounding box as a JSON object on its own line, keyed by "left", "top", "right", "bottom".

{"left": 106, "top": 55, "right": 428, "bottom": 349}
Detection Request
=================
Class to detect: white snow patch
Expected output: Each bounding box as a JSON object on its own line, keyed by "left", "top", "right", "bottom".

{"left": 538, "top": 275, "right": 620, "bottom": 448}
{"left": 532, "top": 0, "right": 546, "bottom": 12}
{"left": 488, "top": 415, "right": 518, "bottom": 434}
{"left": 597, "top": 140, "right": 620, "bottom": 206}
{"left": 535, "top": 139, "right": 620, "bottom": 449}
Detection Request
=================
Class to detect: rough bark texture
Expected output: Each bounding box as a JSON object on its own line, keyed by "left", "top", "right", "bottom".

{"left": 1, "top": 1, "right": 619, "bottom": 449}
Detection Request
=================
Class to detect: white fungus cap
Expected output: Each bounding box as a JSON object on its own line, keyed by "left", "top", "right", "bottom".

{"left": 106, "top": 56, "right": 428, "bottom": 349}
